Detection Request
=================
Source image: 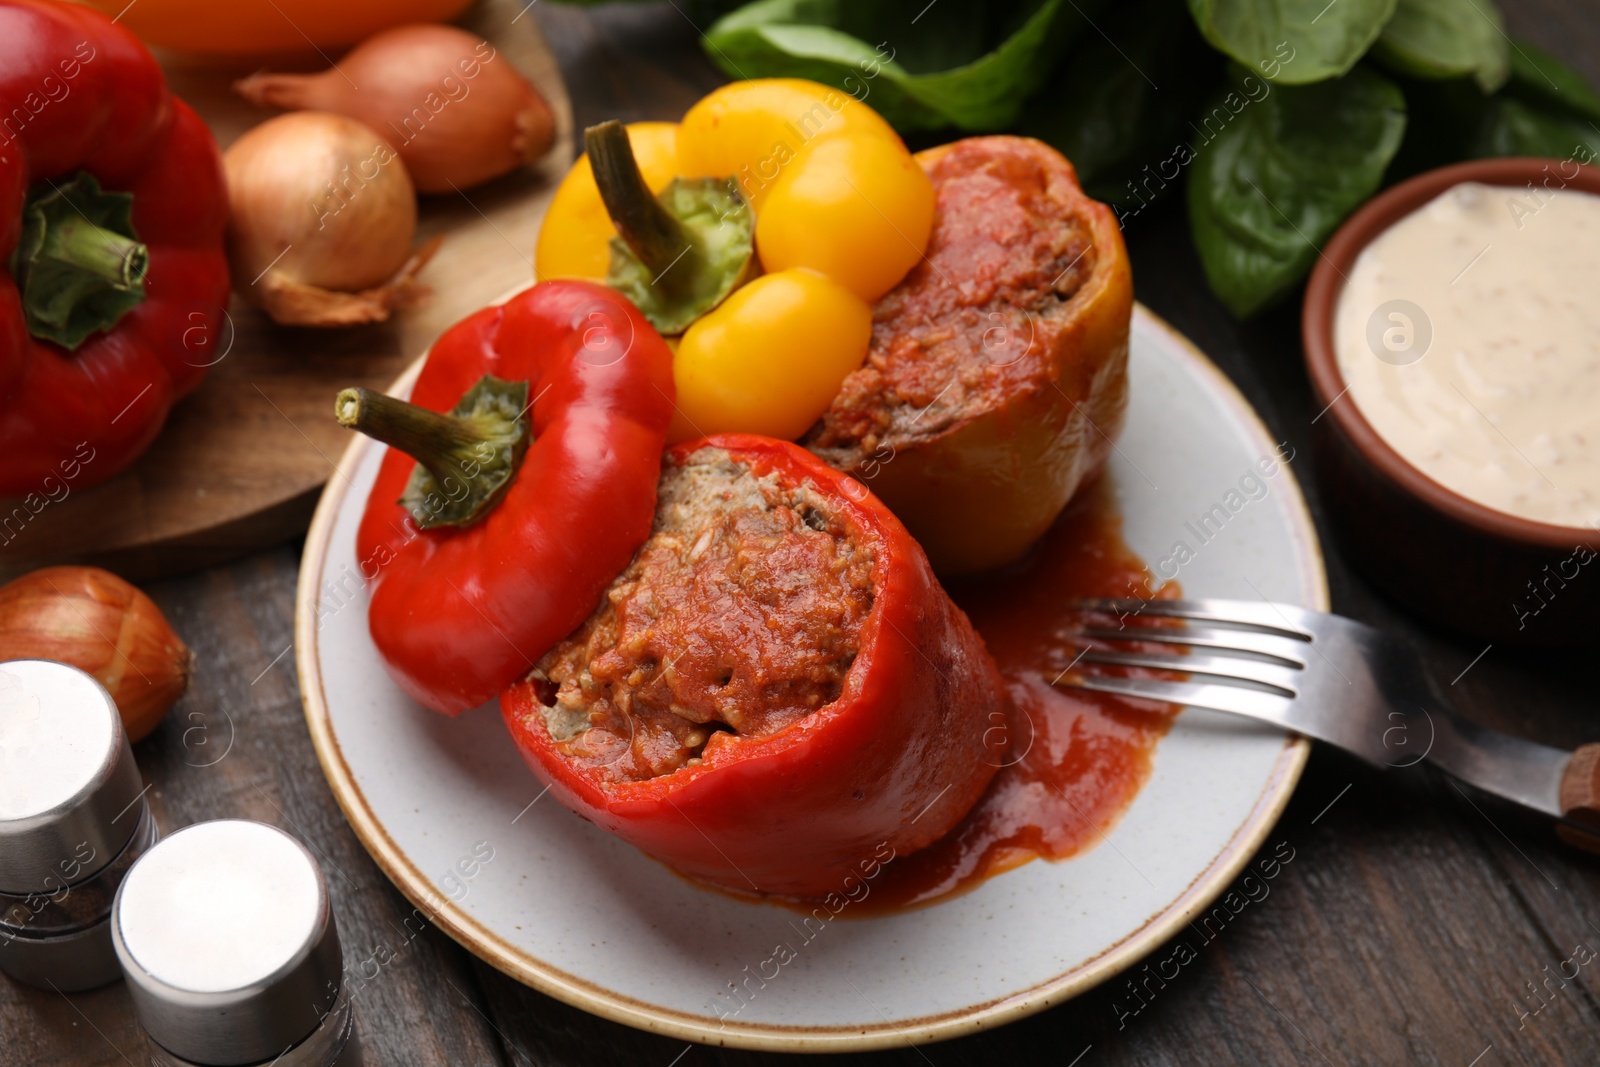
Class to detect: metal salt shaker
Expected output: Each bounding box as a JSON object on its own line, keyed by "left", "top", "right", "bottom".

{"left": 0, "top": 659, "right": 159, "bottom": 991}
{"left": 111, "top": 819, "right": 363, "bottom": 1066}
{"left": 113, "top": 819, "right": 362, "bottom": 1067}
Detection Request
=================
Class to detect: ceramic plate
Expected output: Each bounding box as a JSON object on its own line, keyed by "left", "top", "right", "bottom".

{"left": 295, "top": 303, "right": 1326, "bottom": 1051}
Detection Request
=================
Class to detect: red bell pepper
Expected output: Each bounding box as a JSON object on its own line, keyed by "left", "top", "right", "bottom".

{"left": 0, "top": 0, "right": 229, "bottom": 496}
{"left": 501, "top": 434, "right": 1008, "bottom": 898}
{"left": 338, "top": 281, "right": 676, "bottom": 715}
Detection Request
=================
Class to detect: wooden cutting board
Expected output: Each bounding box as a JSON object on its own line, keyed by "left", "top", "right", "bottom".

{"left": 0, "top": 0, "right": 573, "bottom": 581}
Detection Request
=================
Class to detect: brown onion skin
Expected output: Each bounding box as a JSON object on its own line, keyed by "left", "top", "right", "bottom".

{"left": 0, "top": 567, "right": 191, "bottom": 742}
{"left": 235, "top": 24, "right": 556, "bottom": 194}
{"left": 223, "top": 112, "right": 432, "bottom": 327}
{"left": 225, "top": 112, "right": 417, "bottom": 293}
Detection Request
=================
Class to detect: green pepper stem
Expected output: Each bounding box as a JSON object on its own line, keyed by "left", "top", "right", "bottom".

{"left": 13, "top": 171, "right": 149, "bottom": 350}
{"left": 337, "top": 388, "right": 491, "bottom": 475}
{"left": 336, "top": 377, "right": 530, "bottom": 530}
{"left": 41, "top": 218, "right": 148, "bottom": 290}
{"left": 585, "top": 120, "right": 694, "bottom": 293}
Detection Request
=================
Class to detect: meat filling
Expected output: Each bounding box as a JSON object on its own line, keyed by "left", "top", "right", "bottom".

{"left": 805, "top": 139, "right": 1096, "bottom": 465}
{"left": 531, "top": 447, "right": 876, "bottom": 782}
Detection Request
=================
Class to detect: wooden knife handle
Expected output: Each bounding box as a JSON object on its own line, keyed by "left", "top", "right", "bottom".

{"left": 1557, "top": 743, "right": 1600, "bottom": 854}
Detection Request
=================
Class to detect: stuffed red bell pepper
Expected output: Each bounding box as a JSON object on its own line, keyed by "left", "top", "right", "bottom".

{"left": 336, "top": 281, "right": 675, "bottom": 714}
{"left": 501, "top": 435, "right": 1008, "bottom": 897}
{"left": 0, "top": 0, "right": 229, "bottom": 495}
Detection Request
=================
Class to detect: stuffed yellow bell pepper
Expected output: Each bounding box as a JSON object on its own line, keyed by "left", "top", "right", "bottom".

{"left": 535, "top": 80, "right": 935, "bottom": 442}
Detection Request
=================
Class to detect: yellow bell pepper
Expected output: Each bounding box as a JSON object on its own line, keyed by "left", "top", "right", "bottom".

{"left": 755, "top": 131, "right": 935, "bottom": 302}
{"left": 536, "top": 122, "right": 681, "bottom": 282}
{"left": 670, "top": 268, "right": 871, "bottom": 442}
{"left": 677, "top": 78, "right": 900, "bottom": 209}
{"left": 533, "top": 79, "right": 935, "bottom": 442}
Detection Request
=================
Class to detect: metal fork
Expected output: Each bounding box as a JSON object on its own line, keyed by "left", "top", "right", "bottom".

{"left": 1055, "top": 598, "right": 1600, "bottom": 853}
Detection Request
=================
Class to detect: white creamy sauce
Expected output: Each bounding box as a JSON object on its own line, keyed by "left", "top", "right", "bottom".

{"left": 1334, "top": 181, "right": 1600, "bottom": 527}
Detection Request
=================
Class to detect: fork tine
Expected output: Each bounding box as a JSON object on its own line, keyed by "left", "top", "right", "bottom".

{"left": 1075, "top": 649, "right": 1301, "bottom": 697}
{"left": 1073, "top": 598, "right": 1313, "bottom": 641}
{"left": 1055, "top": 673, "right": 1295, "bottom": 725}
{"left": 1071, "top": 625, "right": 1309, "bottom": 668}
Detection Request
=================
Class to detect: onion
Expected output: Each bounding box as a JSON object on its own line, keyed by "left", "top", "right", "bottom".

{"left": 235, "top": 24, "right": 556, "bottom": 194}
{"left": 224, "top": 111, "right": 439, "bottom": 327}
{"left": 0, "top": 567, "right": 191, "bottom": 743}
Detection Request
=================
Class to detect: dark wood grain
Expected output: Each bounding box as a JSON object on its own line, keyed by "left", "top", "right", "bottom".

{"left": 6, "top": 2, "right": 1600, "bottom": 1065}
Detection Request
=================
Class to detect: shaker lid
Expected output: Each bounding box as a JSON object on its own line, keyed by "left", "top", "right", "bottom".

{"left": 112, "top": 820, "right": 344, "bottom": 1067}
{"left": 0, "top": 659, "right": 143, "bottom": 893}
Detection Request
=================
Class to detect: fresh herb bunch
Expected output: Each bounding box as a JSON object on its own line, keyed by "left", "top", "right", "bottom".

{"left": 653, "top": 0, "right": 1600, "bottom": 318}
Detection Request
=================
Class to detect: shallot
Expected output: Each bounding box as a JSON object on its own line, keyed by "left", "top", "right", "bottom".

{"left": 224, "top": 111, "right": 438, "bottom": 327}
{"left": 235, "top": 24, "right": 556, "bottom": 194}
{"left": 0, "top": 566, "right": 191, "bottom": 742}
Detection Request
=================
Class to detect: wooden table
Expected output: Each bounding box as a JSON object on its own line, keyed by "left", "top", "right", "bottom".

{"left": 7, "top": 3, "right": 1600, "bottom": 1064}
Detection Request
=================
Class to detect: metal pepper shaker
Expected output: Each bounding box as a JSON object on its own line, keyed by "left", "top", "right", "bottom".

{"left": 0, "top": 659, "right": 159, "bottom": 991}
{"left": 112, "top": 819, "right": 363, "bottom": 1067}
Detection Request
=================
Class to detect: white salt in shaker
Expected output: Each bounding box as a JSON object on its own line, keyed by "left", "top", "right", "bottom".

{"left": 112, "top": 819, "right": 363, "bottom": 1067}
{"left": 0, "top": 659, "right": 158, "bottom": 991}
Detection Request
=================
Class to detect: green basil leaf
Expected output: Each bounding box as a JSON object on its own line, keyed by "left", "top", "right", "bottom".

{"left": 1473, "top": 97, "right": 1600, "bottom": 160}
{"left": 1467, "top": 41, "right": 1600, "bottom": 161}
{"left": 1186, "top": 0, "right": 1397, "bottom": 85}
{"left": 1501, "top": 39, "right": 1600, "bottom": 124}
{"left": 702, "top": 0, "right": 1101, "bottom": 130}
{"left": 1017, "top": 0, "right": 1222, "bottom": 203}
{"left": 1370, "top": 0, "right": 1508, "bottom": 92}
{"left": 1188, "top": 64, "right": 1407, "bottom": 318}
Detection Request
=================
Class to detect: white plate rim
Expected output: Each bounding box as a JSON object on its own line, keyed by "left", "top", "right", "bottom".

{"left": 293, "top": 302, "right": 1324, "bottom": 1052}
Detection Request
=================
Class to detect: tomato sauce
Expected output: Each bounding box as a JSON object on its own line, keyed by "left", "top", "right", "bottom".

{"left": 854, "top": 475, "right": 1180, "bottom": 913}
{"left": 534, "top": 448, "right": 876, "bottom": 782}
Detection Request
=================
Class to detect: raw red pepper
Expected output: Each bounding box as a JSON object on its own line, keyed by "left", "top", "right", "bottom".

{"left": 338, "top": 281, "right": 675, "bottom": 715}
{"left": 0, "top": 0, "right": 229, "bottom": 495}
{"left": 501, "top": 434, "right": 1008, "bottom": 898}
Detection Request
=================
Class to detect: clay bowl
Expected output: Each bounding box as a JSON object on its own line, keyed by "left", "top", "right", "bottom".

{"left": 1303, "top": 157, "right": 1600, "bottom": 644}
